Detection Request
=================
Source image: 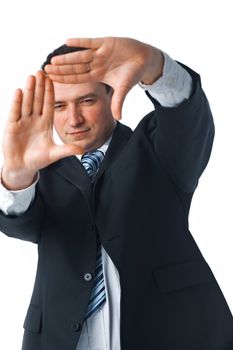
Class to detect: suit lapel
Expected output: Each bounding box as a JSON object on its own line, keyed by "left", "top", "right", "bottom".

{"left": 95, "top": 122, "right": 133, "bottom": 182}
{"left": 50, "top": 156, "right": 92, "bottom": 206}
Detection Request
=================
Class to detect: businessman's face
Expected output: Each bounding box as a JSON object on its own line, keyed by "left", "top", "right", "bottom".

{"left": 53, "top": 82, "right": 116, "bottom": 154}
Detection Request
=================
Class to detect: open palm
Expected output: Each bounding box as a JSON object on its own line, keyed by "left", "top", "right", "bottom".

{"left": 45, "top": 37, "right": 162, "bottom": 120}
{"left": 2, "top": 72, "right": 82, "bottom": 189}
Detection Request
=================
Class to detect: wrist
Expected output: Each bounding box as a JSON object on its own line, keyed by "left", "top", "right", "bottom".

{"left": 1, "top": 166, "right": 37, "bottom": 191}
{"left": 141, "top": 47, "right": 164, "bottom": 85}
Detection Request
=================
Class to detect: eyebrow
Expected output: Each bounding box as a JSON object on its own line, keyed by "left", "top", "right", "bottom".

{"left": 54, "top": 93, "right": 98, "bottom": 105}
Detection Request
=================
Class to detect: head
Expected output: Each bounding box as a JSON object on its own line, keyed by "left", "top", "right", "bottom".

{"left": 42, "top": 45, "right": 116, "bottom": 153}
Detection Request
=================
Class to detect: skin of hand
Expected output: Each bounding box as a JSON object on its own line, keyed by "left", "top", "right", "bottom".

{"left": 1, "top": 71, "right": 84, "bottom": 190}
{"left": 45, "top": 37, "right": 164, "bottom": 120}
{"left": 1, "top": 37, "right": 164, "bottom": 191}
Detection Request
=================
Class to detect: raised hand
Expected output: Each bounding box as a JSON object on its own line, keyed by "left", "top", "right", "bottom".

{"left": 44, "top": 37, "right": 164, "bottom": 120}
{"left": 1, "top": 72, "right": 83, "bottom": 190}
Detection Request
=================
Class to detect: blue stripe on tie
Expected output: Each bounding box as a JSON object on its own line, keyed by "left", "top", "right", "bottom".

{"left": 81, "top": 150, "right": 104, "bottom": 183}
{"left": 86, "top": 287, "right": 106, "bottom": 312}
{"left": 85, "top": 290, "right": 106, "bottom": 319}
{"left": 87, "top": 288, "right": 105, "bottom": 310}
{"left": 89, "top": 280, "right": 105, "bottom": 301}
{"left": 84, "top": 252, "right": 106, "bottom": 319}
{"left": 81, "top": 150, "right": 106, "bottom": 319}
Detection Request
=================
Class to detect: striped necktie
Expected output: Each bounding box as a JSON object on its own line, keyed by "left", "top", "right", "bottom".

{"left": 81, "top": 150, "right": 106, "bottom": 319}
{"left": 81, "top": 149, "right": 104, "bottom": 183}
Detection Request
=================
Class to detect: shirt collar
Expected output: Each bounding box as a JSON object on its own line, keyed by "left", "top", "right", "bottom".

{"left": 76, "top": 136, "right": 112, "bottom": 160}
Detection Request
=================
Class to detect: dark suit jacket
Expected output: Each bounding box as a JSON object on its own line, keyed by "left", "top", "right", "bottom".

{"left": 1, "top": 64, "right": 233, "bottom": 350}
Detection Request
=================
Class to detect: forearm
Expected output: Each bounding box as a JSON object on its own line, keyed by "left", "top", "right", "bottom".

{"left": 1, "top": 165, "right": 38, "bottom": 191}
{"left": 144, "top": 61, "right": 214, "bottom": 193}
{"left": 139, "top": 52, "right": 193, "bottom": 107}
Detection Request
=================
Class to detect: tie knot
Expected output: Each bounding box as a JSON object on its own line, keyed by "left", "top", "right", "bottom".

{"left": 81, "top": 149, "right": 104, "bottom": 181}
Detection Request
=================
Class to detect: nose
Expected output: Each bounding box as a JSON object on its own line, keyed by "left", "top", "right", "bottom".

{"left": 67, "top": 104, "right": 84, "bottom": 127}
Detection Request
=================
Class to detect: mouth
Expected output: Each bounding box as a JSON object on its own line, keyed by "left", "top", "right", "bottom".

{"left": 67, "top": 129, "right": 90, "bottom": 137}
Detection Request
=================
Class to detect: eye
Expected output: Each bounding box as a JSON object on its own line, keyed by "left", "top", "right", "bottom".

{"left": 54, "top": 104, "right": 65, "bottom": 110}
{"left": 80, "top": 98, "right": 95, "bottom": 105}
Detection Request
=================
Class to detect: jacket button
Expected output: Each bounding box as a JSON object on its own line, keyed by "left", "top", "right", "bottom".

{"left": 84, "top": 273, "right": 93, "bottom": 282}
{"left": 71, "top": 322, "right": 80, "bottom": 332}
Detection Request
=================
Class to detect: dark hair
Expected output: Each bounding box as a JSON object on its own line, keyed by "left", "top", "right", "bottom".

{"left": 41, "top": 44, "right": 112, "bottom": 93}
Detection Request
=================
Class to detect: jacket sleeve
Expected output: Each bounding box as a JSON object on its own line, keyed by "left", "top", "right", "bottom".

{"left": 147, "top": 63, "right": 215, "bottom": 193}
{"left": 0, "top": 190, "right": 43, "bottom": 244}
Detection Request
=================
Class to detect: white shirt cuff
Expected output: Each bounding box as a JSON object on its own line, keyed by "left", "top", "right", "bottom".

{"left": 0, "top": 172, "right": 39, "bottom": 216}
{"left": 139, "top": 52, "right": 193, "bottom": 107}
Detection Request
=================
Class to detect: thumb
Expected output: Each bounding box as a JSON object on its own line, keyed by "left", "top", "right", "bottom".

{"left": 66, "top": 37, "right": 102, "bottom": 50}
{"left": 51, "top": 143, "right": 84, "bottom": 162}
{"left": 110, "top": 87, "right": 128, "bottom": 121}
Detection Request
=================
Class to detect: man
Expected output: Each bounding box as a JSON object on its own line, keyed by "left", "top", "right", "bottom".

{"left": 0, "top": 37, "right": 232, "bottom": 349}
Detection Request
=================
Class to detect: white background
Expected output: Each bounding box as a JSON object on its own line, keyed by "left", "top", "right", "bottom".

{"left": 0, "top": 0, "right": 232, "bottom": 348}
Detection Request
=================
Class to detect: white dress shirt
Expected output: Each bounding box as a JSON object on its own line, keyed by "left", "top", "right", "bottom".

{"left": 0, "top": 52, "right": 192, "bottom": 350}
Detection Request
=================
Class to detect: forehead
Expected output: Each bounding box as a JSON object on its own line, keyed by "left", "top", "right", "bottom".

{"left": 53, "top": 82, "right": 106, "bottom": 101}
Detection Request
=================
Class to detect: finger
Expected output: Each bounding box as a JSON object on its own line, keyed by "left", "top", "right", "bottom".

{"left": 47, "top": 73, "right": 92, "bottom": 84}
{"left": 50, "top": 49, "right": 93, "bottom": 65}
{"left": 50, "top": 143, "right": 84, "bottom": 163}
{"left": 21, "top": 75, "right": 36, "bottom": 117}
{"left": 32, "top": 71, "right": 46, "bottom": 116}
{"left": 66, "top": 37, "right": 103, "bottom": 50}
{"left": 111, "top": 88, "right": 128, "bottom": 120}
{"left": 45, "top": 63, "right": 90, "bottom": 76}
{"left": 42, "top": 77, "right": 55, "bottom": 119}
{"left": 8, "top": 89, "right": 23, "bottom": 122}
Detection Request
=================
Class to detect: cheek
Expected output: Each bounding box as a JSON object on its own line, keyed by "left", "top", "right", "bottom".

{"left": 84, "top": 108, "right": 102, "bottom": 127}
{"left": 91, "top": 104, "right": 112, "bottom": 125}
{"left": 54, "top": 115, "right": 66, "bottom": 132}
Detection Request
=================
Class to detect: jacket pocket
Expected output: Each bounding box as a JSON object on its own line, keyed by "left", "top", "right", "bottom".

{"left": 153, "top": 260, "right": 215, "bottom": 293}
{"left": 23, "top": 304, "right": 42, "bottom": 333}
